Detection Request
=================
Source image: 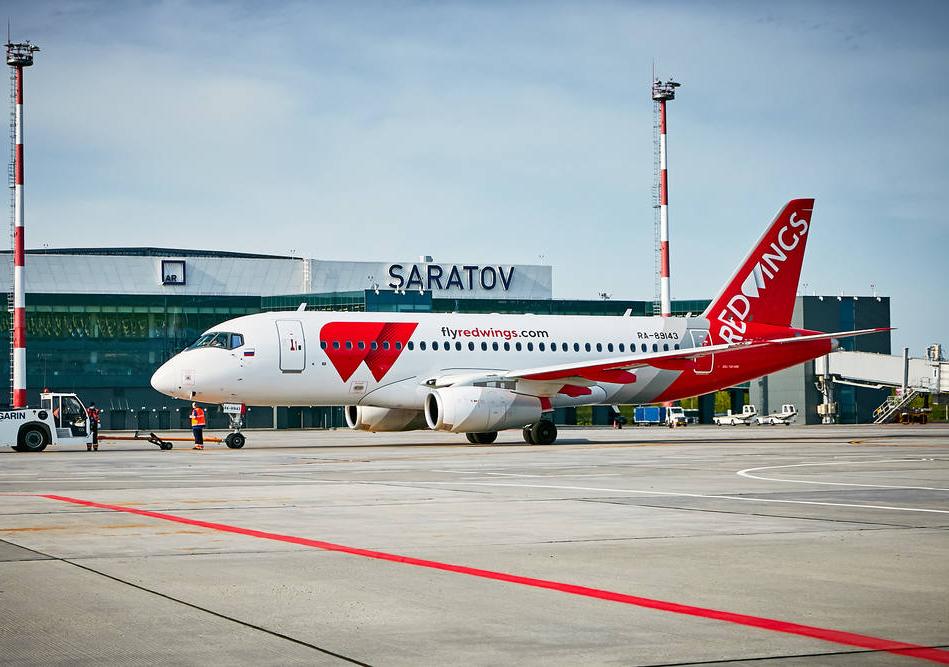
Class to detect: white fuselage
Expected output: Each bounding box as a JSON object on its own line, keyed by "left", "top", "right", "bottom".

{"left": 151, "top": 310, "right": 711, "bottom": 409}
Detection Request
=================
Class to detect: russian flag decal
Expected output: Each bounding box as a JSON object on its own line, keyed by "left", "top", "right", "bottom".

{"left": 244, "top": 349, "right": 256, "bottom": 357}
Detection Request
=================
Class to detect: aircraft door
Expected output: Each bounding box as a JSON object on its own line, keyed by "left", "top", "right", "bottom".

{"left": 276, "top": 320, "right": 306, "bottom": 373}
{"left": 690, "top": 329, "right": 713, "bottom": 374}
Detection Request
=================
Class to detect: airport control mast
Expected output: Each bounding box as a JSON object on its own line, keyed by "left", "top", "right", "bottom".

{"left": 6, "top": 40, "right": 38, "bottom": 408}
{"left": 652, "top": 76, "right": 680, "bottom": 318}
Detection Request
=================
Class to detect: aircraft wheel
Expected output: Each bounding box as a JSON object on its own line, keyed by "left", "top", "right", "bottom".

{"left": 160, "top": 442, "right": 173, "bottom": 450}
{"left": 522, "top": 426, "right": 535, "bottom": 445}
{"left": 466, "top": 432, "right": 497, "bottom": 445}
{"left": 225, "top": 433, "right": 246, "bottom": 449}
{"left": 465, "top": 433, "right": 479, "bottom": 444}
{"left": 18, "top": 426, "right": 49, "bottom": 452}
{"left": 531, "top": 420, "right": 557, "bottom": 446}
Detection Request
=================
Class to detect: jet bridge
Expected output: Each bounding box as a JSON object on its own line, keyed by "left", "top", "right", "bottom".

{"left": 814, "top": 346, "right": 947, "bottom": 423}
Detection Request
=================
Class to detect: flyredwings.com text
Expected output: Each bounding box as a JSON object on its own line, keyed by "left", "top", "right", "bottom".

{"left": 441, "top": 326, "right": 550, "bottom": 341}
{"left": 716, "top": 211, "right": 809, "bottom": 343}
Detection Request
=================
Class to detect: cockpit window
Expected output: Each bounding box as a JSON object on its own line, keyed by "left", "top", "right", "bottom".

{"left": 187, "top": 331, "right": 244, "bottom": 351}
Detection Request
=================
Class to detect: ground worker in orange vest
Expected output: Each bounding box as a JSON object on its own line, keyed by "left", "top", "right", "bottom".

{"left": 86, "top": 403, "right": 101, "bottom": 451}
{"left": 190, "top": 402, "right": 206, "bottom": 450}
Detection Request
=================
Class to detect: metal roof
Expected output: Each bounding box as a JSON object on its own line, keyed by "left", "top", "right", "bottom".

{"left": 1, "top": 247, "right": 296, "bottom": 260}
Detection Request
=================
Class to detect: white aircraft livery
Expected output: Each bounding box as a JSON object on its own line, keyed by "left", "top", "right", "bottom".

{"left": 151, "top": 199, "right": 887, "bottom": 444}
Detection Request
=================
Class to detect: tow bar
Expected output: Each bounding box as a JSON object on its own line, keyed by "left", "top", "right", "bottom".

{"left": 97, "top": 431, "right": 246, "bottom": 450}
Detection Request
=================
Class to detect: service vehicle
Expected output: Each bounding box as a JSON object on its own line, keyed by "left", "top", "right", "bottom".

{"left": 2, "top": 391, "right": 92, "bottom": 452}
{"left": 714, "top": 404, "right": 758, "bottom": 426}
{"left": 756, "top": 404, "right": 797, "bottom": 425}
{"left": 634, "top": 405, "right": 687, "bottom": 427}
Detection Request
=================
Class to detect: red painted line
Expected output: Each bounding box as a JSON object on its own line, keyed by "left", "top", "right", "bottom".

{"left": 38, "top": 494, "right": 949, "bottom": 664}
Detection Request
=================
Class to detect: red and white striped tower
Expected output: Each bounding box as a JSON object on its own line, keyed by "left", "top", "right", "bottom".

{"left": 652, "top": 77, "right": 680, "bottom": 318}
{"left": 7, "top": 41, "right": 39, "bottom": 408}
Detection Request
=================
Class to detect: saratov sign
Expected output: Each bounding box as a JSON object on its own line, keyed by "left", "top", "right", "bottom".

{"left": 387, "top": 264, "right": 516, "bottom": 292}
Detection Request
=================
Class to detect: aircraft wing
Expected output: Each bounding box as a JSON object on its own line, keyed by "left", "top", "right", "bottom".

{"left": 502, "top": 327, "right": 891, "bottom": 384}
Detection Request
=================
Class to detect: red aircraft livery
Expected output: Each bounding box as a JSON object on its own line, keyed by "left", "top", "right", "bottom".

{"left": 320, "top": 321, "right": 418, "bottom": 382}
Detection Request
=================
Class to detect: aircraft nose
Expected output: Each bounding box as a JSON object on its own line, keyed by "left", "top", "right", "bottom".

{"left": 150, "top": 361, "right": 177, "bottom": 396}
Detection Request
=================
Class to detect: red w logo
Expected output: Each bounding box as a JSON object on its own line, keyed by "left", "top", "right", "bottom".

{"left": 320, "top": 322, "right": 418, "bottom": 382}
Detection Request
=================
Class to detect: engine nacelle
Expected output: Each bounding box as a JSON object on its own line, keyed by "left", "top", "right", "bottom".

{"left": 425, "top": 386, "right": 542, "bottom": 433}
{"left": 345, "top": 405, "right": 428, "bottom": 432}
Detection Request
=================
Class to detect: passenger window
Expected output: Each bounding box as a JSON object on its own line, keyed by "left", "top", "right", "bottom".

{"left": 408, "top": 341, "right": 414, "bottom": 350}
{"left": 455, "top": 342, "right": 462, "bottom": 351}
{"left": 596, "top": 343, "right": 603, "bottom": 352}
{"left": 468, "top": 342, "right": 475, "bottom": 351}
{"left": 607, "top": 343, "right": 614, "bottom": 352}
{"left": 383, "top": 341, "right": 390, "bottom": 350}
{"left": 395, "top": 342, "right": 402, "bottom": 350}
{"left": 370, "top": 341, "right": 378, "bottom": 350}
{"left": 320, "top": 341, "right": 327, "bottom": 350}
{"left": 432, "top": 341, "right": 439, "bottom": 351}
{"left": 492, "top": 342, "right": 499, "bottom": 351}
{"left": 420, "top": 341, "right": 427, "bottom": 351}
{"left": 481, "top": 342, "right": 488, "bottom": 351}
{"left": 573, "top": 343, "right": 579, "bottom": 352}
{"left": 674, "top": 343, "right": 680, "bottom": 350}
{"left": 618, "top": 343, "right": 625, "bottom": 352}
{"left": 652, "top": 343, "right": 658, "bottom": 352}
{"left": 527, "top": 342, "right": 533, "bottom": 351}
{"left": 561, "top": 343, "right": 568, "bottom": 352}
{"left": 515, "top": 342, "right": 522, "bottom": 351}
{"left": 357, "top": 341, "right": 365, "bottom": 350}
{"left": 584, "top": 343, "right": 591, "bottom": 352}
{"left": 539, "top": 342, "right": 545, "bottom": 352}
{"left": 641, "top": 344, "right": 647, "bottom": 353}
{"left": 504, "top": 342, "right": 511, "bottom": 351}
{"left": 333, "top": 341, "right": 340, "bottom": 350}
{"left": 663, "top": 343, "right": 669, "bottom": 351}
{"left": 345, "top": 341, "right": 353, "bottom": 350}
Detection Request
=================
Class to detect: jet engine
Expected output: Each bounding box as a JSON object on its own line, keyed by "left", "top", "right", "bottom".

{"left": 345, "top": 405, "right": 428, "bottom": 432}
{"left": 425, "top": 386, "right": 542, "bottom": 433}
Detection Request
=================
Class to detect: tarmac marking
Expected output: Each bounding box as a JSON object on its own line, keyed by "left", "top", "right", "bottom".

{"left": 36, "top": 493, "right": 949, "bottom": 665}
{"left": 737, "top": 459, "right": 949, "bottom": 491}
{"left": 356, "top": 480, "right": 949, "bottom": 515}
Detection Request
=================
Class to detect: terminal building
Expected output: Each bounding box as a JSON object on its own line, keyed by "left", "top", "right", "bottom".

{"left": 0, "top": 248, "right": 890, "bottom": 429}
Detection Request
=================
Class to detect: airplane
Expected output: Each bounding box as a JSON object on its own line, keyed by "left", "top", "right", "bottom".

{"left": 150, "top": 199, "right": 887, "bottom": 445}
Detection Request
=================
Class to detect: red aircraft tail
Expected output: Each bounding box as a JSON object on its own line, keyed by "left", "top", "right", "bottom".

{"left": 702, "top": 199, "right": 814, "bottom": 343}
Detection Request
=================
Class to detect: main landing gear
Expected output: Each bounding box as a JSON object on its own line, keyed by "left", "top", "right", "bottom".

{"left": 522, "top": 420, "right": 557, "bottom": 446}
{"left": 463, "top": 420, "right": 558, "bottom": 446}
{"left": 466, "top": 432, "right": 498, "bottom": 445}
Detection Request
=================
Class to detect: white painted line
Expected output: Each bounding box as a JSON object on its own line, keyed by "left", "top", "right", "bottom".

{"left": 736, "top": 458, "right": 949, "bottom": 492}
{"left": 356, "top": 480, "right": 949, "bottom": 515}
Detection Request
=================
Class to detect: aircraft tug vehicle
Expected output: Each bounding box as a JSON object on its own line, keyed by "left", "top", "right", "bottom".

{"left": 755, "top": 404, "right": 798, "bottom": 425}
{"left": 1, "top": 391, "right": 93, "bottom": 452}
{"left": 713, "top": 404, "right": 758, "bottom": 426}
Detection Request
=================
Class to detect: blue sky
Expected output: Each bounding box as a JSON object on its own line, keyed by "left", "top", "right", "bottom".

{"left": 10, "top": 1, "right": 949, "bottom": 353}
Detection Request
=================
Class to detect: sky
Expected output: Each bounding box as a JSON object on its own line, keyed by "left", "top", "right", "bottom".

{"left": 8, "top": 0, "right": 949, "bottom": 354}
